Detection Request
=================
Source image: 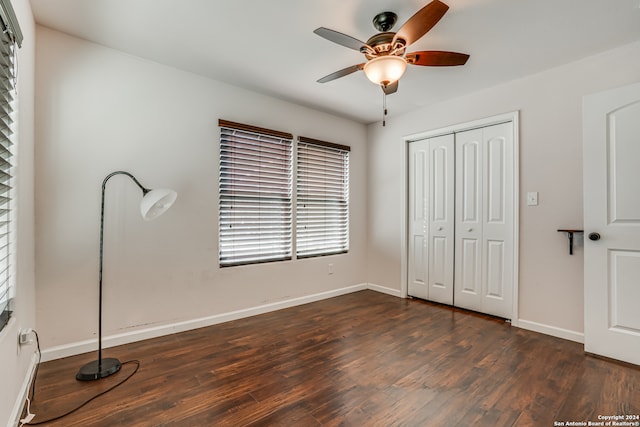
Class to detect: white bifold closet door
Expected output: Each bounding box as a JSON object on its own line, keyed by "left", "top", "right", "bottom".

{"left": 408, "top": 133, "right": 455, "bottom": 304}
{"left": 454, "top": 123, "right": 514, "bottom": 319}
{"left": 408, "top": 122, "right": 514, "bottom": 320}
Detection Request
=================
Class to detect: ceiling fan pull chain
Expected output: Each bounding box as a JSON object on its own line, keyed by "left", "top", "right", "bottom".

{"left": 382, "top": 91, "right": 388, "bottom": 127}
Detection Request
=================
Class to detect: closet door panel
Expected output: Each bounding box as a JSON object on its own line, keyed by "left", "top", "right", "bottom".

{"left": 455, "top": 129, "right": 483, "bottom": 311}
{"left": 428, "top": 134, "right": 455, "bottom": 304}
{"left": 412, "top": 236, "right": 426, "bottom": 283}
{"left": 485, "top": 239, "right": 505, "bottom": 299}
{"left": 408, "top": 141, "right": 429, "bottom": 299}
{"left": 461, "top": 141, "right": 481, "bottom": 223}
{"left": 481, "top": 122, "right": 514, "bottom": 319}
{"left": 460, "top": 238, "right": 480, "bottom": 294}
{"left": 455, "top": 122, "right": 514, "bottom": 319}
{"left": 486, "top": 135, "right": 506, "bottom": 224}
{"left": 430, "top": 236, "right": 448, "bottom": 289}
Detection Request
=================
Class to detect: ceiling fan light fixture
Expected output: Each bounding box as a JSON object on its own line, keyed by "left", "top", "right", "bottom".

{"left": 363, "top": 55, "right": 407, "bottom": 86}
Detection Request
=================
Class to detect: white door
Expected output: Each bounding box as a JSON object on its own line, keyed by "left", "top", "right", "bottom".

{"left": 454, "top": 128, "right": 483, "bottom": 311}
{"left": 428, "top": 135, "right": 455, "bottom": 304}
{"left": 583, "top": 82, "right": 640, "bottom": 365}
{"left": 455, "top": 123, "right": 515, "bottom": 319}
{"left": 408, "top": 140, "right": 429, "bottom": 300}
{"left": 408, "top": 134, "right": 455, "bottom": 304}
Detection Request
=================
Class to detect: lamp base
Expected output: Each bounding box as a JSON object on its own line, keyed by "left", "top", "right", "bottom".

{"left": 76, "top": 357, "right": 122, "bottom": 381}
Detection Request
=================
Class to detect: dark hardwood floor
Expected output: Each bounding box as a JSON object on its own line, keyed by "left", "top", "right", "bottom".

{"left": 26, "top": 290, "right": 639, "bottom": 426}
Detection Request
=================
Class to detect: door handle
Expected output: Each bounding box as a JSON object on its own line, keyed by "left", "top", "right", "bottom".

{"left": 588, "top": 232, "right": 601, "bottom": 241}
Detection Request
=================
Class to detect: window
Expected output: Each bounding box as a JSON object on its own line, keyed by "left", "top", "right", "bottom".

{"left": 0, "top": 0, "right": 22, "bottom": 333}
{"left": 218, "top": 120, "right": 293, "bottom": 266}
{"left": 296, "top": 137, "right": 349, "bottom": 258}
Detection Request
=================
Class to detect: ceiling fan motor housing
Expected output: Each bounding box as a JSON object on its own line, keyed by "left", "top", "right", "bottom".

{"left": 364, "top": 32, "right": 405, "bottom": 59}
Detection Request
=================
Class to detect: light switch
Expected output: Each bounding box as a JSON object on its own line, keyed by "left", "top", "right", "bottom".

{"left": 527, "top": 192, "right": 538, "bottom": 206}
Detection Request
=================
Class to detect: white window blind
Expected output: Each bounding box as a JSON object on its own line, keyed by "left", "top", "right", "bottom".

{"left": 296, "top": 137, "right": 350, "bottom": 258}
{"left": 0, "top": 0, "right": 21, "bottom": 333}
{"left": 218, "top": 120, "right": 293, "bottom": 267}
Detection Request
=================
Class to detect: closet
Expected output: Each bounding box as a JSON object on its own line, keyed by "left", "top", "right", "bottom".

{"left": 407, "top": 120, "right": 515, "bottom": 319}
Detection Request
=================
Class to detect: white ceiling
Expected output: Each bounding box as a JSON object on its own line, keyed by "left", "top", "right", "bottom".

{"left": 29, "top": 0, "right": 640, "bottom": 124}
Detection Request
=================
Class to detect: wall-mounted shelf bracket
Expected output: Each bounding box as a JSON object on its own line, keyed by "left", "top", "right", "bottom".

{"left": 557, "top": 229, "right": 584, "bottom": 255}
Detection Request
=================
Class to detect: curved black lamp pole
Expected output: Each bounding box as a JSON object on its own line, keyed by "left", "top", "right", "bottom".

{"left": 76, "top": 171, "right": 176, "bottom": 381}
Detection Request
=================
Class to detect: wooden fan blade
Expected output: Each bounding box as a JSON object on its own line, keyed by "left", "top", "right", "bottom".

{"left": 314, "top": 27, "right": 370, "bottom": 52}
{"left": 382, "top": 81, "right": 399, "bottom": 95}
{"left": 317, "top": 64, "right": 365, "bottom": 83}
{"left": 406, "top": 51, "right": 470, "bottom": 66}
{"left": 393, "top": 0, "right": 449, "bottom": 47}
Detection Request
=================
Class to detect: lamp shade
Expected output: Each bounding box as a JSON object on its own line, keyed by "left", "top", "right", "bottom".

{"left": 363, "top": 55, "right": 407, "bottom": 85}
{"left": 140, "top": 188, "right": 177, "bottom": 221}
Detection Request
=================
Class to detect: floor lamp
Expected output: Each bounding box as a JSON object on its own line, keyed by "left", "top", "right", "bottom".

{"left": 76, "top": 171, "right": 177, "bottom": 381}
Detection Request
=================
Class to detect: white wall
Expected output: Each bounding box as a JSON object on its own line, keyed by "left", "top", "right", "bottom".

{"left": 34, "top": 27, "right": 367, "bottom": 355}
{"left": 366, "top": 40, "right": 640, "bottom": 340}
{"left": 0, "top": 0, "right": 36, "bottom": 426}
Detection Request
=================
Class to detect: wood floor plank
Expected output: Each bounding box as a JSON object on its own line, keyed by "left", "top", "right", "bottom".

{"left": 25, "top": 291, "right": 640, "bottom": 426}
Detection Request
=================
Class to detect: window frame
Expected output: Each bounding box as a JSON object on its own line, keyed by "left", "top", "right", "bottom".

{"left": 0, "top": 0, "right": 21, "bottom": 333}
{"left": 218, "top": 120, "right": 294, "bottom": 267}
{"left": 295, "top": 136, "right": 350, "bottom": 259}
{"left": 217, "top": 122, "right": 351, "bottom": 267}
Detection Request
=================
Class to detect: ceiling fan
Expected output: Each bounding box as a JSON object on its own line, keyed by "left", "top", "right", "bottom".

{"left": 314, "top": 0, "right": 469, "bottom": 96}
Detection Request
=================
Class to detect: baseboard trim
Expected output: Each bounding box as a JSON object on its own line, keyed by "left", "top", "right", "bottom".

{"left": 9, "top": 351, "right": 39, "bottom": 427}
{"left": 516, "top": 319, "right": 584, "bottom": 344}
{"left": 41, "top": 285, "right": 586, "bottom": 361}
{"left": 42, "top": 283, "right": 376, "bottom": 362}
{"left": 366, "top": 283, "right": 403, "bottom": 298}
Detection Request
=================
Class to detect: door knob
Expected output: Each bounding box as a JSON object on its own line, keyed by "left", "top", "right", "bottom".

{"left": 588, "top": 232, "right": 601, "bottom": 241}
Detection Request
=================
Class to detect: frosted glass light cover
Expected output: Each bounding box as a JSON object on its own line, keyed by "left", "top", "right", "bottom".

{"left": 363, "top": 56, "right": 407, "bottom": 85}
{"left": 140, "top": 188, "right": 177, "bottom": 221}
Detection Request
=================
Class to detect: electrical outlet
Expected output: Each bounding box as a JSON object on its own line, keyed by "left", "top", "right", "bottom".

{"left": 328, "top": 263, "right": 334, "bottom": 275}
{"left": 19, "top": 328, "right": 33, "bottom": 345}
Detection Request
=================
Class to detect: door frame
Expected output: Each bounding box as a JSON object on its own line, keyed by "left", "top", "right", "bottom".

{"left": 399, "top": 111, "right": 520, "bottom": 325}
